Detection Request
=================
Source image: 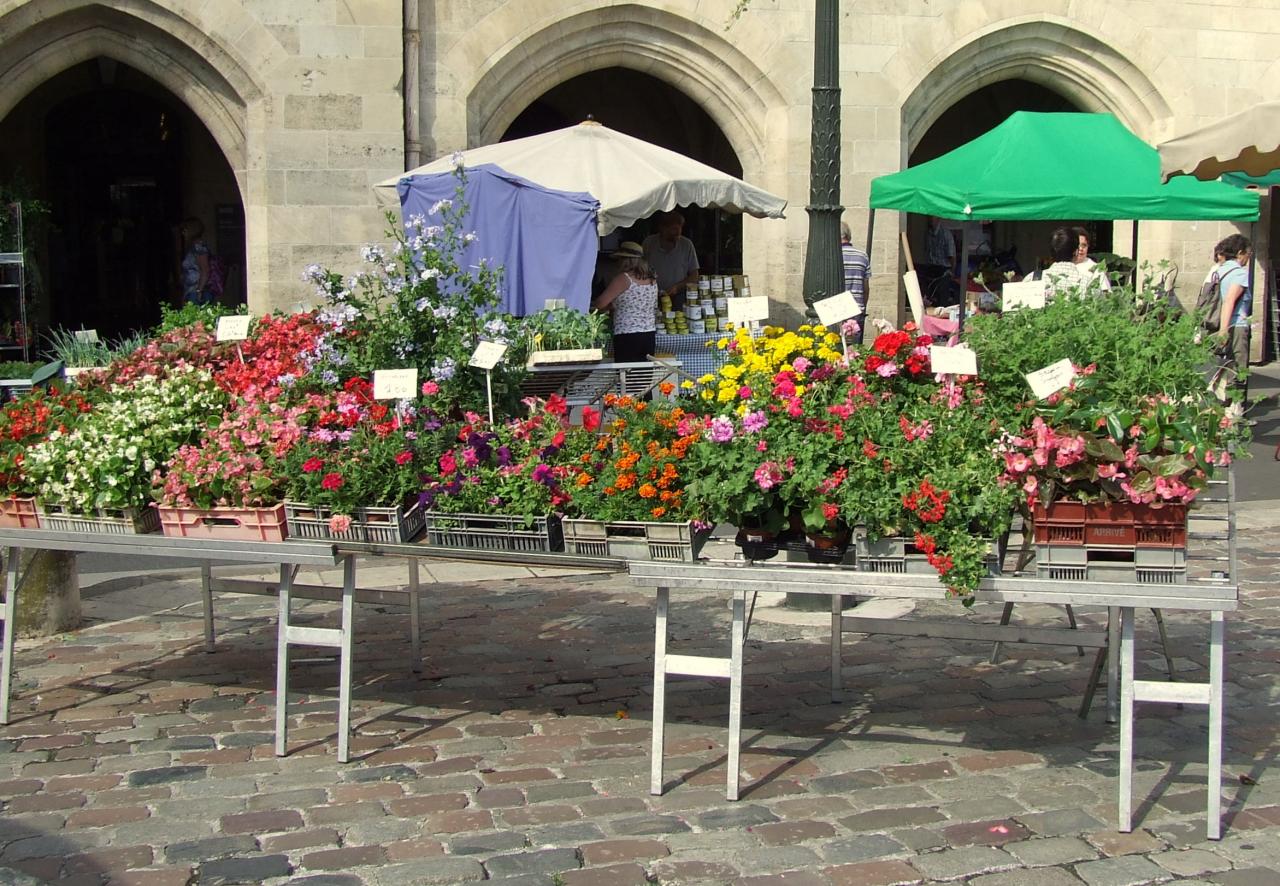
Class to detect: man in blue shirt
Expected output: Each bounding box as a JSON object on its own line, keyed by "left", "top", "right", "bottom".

{"left": 840, "top": 221, "right": 870, "bottom": 343}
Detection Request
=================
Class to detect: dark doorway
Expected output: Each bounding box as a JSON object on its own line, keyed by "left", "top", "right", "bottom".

{"left": 907, "top": 80, "right": 1109, "bottom": 281}
{"left": 502, "top": 67, "right": 744, "bottom": 274}
{"left": 0, "top": 59, "right": 245, "bottom": 344}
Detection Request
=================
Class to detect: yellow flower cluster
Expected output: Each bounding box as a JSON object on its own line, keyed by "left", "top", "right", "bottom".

{"left": 696, "top": 324, "right": 843, "bottom": 405}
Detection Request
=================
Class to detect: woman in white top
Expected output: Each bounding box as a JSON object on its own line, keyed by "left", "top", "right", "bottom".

{"left": 592, "top": 241, "right": 658, "bottom": 362}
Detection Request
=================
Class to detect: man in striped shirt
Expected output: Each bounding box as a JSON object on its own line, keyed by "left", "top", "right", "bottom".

{"left": 841, "top": 221, "right": 870, "bottom": 342}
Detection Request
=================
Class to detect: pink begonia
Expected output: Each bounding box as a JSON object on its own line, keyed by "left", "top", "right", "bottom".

{"left": 329, "top": 514, "right": 353, "bottom": 534}
{"left": 1096, "top": 463, "right": 1123, "bottom": 479}
{"left": 1005, "top": 452, "right": 1031, "bottom": 473}
{"left": 875, "top": 361, "right": 898, "bottom": 378}
{"left": 1032, "top": 448, "right": 1049, "bottom": 468}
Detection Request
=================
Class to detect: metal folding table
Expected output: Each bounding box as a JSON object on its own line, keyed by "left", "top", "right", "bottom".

{"left": 629, "top": 561, "right": 1236, "bottom": 840}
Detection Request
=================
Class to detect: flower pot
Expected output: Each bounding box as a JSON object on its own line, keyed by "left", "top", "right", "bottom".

{"left": 0, "top": 495, "right": 40, "bottom": 529}
{"left": 804, "top": 525, "right": 851, "bottom": 564}
{"left": 735, "top": 526, "right": 780, "bottom": 561}
{"left": 159, "top": 504, "right": 288, "bottom": 542}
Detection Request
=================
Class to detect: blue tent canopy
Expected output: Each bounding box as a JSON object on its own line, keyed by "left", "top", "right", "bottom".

{"left": 396, "top": 164, "right": 600, "bottom": 316}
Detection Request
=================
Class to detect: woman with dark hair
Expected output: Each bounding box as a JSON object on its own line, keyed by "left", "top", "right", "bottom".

{"left": 592, "top": 241, "right": 658, "bottom": 362}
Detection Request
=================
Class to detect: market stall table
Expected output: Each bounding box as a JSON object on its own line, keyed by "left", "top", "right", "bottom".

{"left": 629, "top": 560, "right": 1235, "bottom": 840}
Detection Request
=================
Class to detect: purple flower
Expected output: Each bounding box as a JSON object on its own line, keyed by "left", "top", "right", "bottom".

{"left": 742, "top": 411, "right": 769, "bottom": 434}
{"left": 708, "top": 416, "right": 735, "bottom": 443}
{"left": 532, "top": 464, "right": 555, "bottom": 486}
{"left": 495, "top": 445, "right": 512, "bottom": 467}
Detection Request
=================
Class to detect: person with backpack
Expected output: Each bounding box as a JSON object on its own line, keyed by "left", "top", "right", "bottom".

{"left": 1208, "top": 234, "right": 1253, "bottom": 419}
{"left": 178, "top": 217, "right": 221, "bottom": 306}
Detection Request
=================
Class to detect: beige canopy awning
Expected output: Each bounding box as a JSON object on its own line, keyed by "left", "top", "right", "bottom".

{"left": 374, "top": 120, "right": 787, "bottom": 235}
{"left": 1157, "top": 102, "right": 1280, "bottom": 181}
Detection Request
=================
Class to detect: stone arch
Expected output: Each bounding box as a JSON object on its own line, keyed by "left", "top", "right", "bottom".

{"left": 0, "top": 0, "right": 277, "bottom": 176}
{"left": 452, "top": 3, "right": 786, "bottom": 175}
{"left": 893, "top": 17, "right": 1178, "bottom": 156}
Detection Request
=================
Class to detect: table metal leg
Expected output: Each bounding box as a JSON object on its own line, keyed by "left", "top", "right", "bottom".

{"left": 274, "top": 563, "right": 296, "bottom": 757}
{"left": 1208, "top": 611, "right": 1225, "bottom": 840}
{"left": 830, "top": 594, "right": 843, "bottom": 699}
{"left": 1107, "top": 606, "right": 1120, "bottom": 724}
{"left": 408, "top": 560, "right": 422, "bottom": 674}
{"left": 337, "top": 556, "right": 355, "bottom": 763}
{"left": 1118, "top": 606, "right": 1136, "bottom": 832}
{"left": 1, "top": 548, "right": 20, "bottom": 725}
{"left": 989, "top": 602, "right": 1015, "bottom": 664}
{"left": 727, "top": 589, "right": 745, "bottom": 801}
{"left": 201, "top": 563, "right": 215, "bottom": 653}
{"left": 650, "top": 586, "right": 669, "bottom": 796}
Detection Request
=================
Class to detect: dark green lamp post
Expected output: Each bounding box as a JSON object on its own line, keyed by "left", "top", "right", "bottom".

{"left": 800, "top": 0, "right": 843, "bottom": 316}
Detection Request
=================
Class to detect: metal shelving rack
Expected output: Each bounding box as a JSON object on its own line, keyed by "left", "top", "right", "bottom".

{"left": 0, "top": 202, "right": 30, "bottom": 362}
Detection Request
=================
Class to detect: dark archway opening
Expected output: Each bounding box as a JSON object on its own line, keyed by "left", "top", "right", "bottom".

{"left": 0, "top": 59, "right": 245, "bottom": 344}
{"left": 502, "top": 66, "right": 744, "bottom": 274}
{"left": 907, "top": 79, "right": 1111, "bottom": 285}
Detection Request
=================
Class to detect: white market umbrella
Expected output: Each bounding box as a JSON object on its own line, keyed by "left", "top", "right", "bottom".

{"left": 375, "top": 120, "right": 787, "bottom": 235}
{"left": 1158, "top": 101, "right": 1280, "bottom": 181}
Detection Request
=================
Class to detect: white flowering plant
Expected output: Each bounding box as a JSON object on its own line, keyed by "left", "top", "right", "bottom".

{"left": 24, "top": 367, "right": 227, "bottom": 514}
{"left": 299, "top": 167, "right": 530, "bottom": 416}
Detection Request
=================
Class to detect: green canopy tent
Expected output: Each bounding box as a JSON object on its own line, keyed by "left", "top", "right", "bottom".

{"left": 867, "top": 111, "right": 1260, "bottom": 327}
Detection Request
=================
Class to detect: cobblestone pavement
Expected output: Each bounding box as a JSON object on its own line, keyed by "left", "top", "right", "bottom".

{"left": 0, "top": 528, "right": 1278, "bottom": 885}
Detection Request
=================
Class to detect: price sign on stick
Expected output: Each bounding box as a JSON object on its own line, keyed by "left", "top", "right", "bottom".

{"left": 373, "top": 368, "right": 419, "bottom": 400}
{"left": 814, "top": 291, "right": 864, "bottom": 327}
{"left": 216, "top": 315, "right": 252, "bottom": 342}
{"left": 73, "top": 329, "right": 99, "bottom": 343}
{"left": 469, "top": 340, "right": 508, "bottom": 370}
{"left": 543, "top": 298, "right": 566, "bottom": 311}
{"left": 727, "top": 296, "right": 769, "bottom": 325}
{"left": 930, "top": 345, "right": 978, "bottom": 376}
{"left": 902, "top": 271, "right": 925, "bottom": 326}
{"left": 1001, "top": 279, "right": 1046, "bottom": 311}
{"left": 1026, "top": 358, "right": 1076, "bottom": 400}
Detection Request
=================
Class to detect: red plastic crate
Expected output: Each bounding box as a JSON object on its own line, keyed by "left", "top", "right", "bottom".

{"left": 1032, "top": 500, "right": 1187, "bottom": 548}
{"left": 0, "top": 495, "right": 40, "bottom": 529}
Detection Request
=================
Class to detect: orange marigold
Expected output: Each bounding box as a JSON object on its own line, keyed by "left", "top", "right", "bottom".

{"left": 651, "top": 505, "right": 667, "bottom": 518}
{"left": 615, "top": 473, "right": 636, "bottom": 490}
{"left": 638, "top": 483, "right": 657, "bottom": 499}
{"left": 659, "top": 381, "right": 675, "bottom": 395}
{"left": 575, "top": 473, "right": 593, "bottom": 487}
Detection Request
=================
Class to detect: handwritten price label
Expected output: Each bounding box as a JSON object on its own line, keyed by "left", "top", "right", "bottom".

{"left": 929, "top": 345, "right": 978, "bottom": 376}
{"left": 1026, "top": 358, "right": 1076, "bottom": 399}
{"left": 469, "top": 340, "right": 509, "bottom": 370}
{"left": 373, "top": 368, "right": 419, "bottom": 400}
{"left": 726, "top": 296, "right": 769, "bottom": 325}
{"left": 73, "top": 329, "right": 99, "bottom": 343}
{"left": 814, "top": 291, "right": 864, "bottom": 327}
{"left": 215, "top": 315, "right": 252, "bottom": 342}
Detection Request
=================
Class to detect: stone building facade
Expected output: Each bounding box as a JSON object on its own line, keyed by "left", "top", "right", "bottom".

{"left": 0, "top": 1, "right": 1274, "bottom": 344}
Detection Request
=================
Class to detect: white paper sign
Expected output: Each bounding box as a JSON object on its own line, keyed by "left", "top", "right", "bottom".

{"left": 215, "top": 315, "right": 252, "bottom": 342}
{"left": 373, "top": 368, "right": 419, "bottom": 400}
{"left": 1026, "top": 358, "right": 1076, "bottom": 400}
{"left": 903, "top": 271, "right": 924, "bottom": 326}
{"left": 930, "top": 345, "right": 978, "bottom": 376}
{"left": 814, "top": 291, "right": 864, "bottom": 327}
{"left": 543, "top": 298, "right": 566, "bottom": 311}
{"left": 727, "top": 296, "right": 770, "bottom": 325}
{"left": 1001, "top": 279, "right": 1046, "bottom": 311}
{"left": 469, "top": 340, "right": 509, "bottom": 370}
{"left": 73, "top": 329, "right": 99, "bottom": 343}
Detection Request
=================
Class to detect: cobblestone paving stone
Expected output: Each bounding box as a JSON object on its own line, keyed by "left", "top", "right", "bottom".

{"left": 0, "top": 536, "right": 1277, "bottom": 884}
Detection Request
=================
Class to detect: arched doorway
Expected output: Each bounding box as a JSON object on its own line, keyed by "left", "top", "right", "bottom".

{"left": 906, "top": 79, "right": 1110, "bottom": 286}
{"left": 501, "top": 66, "right": 745, "bottom": 274}
{"left": 0, "top": 58, "right": 245, "bottom": 343}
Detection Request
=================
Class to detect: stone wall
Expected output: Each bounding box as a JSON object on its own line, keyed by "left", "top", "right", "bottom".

{"left": 0, "top": 0, "right": 1276, "bottom": 333}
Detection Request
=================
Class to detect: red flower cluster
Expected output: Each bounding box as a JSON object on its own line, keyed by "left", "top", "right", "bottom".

{"left": 914, "top": 532, "right": 955, "bottom": 577}
{"left": 903, "top": 478, "right": 950, "bottom": 523}
{"left": 217, "top": 313, "right": 321, "bottom": 401}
